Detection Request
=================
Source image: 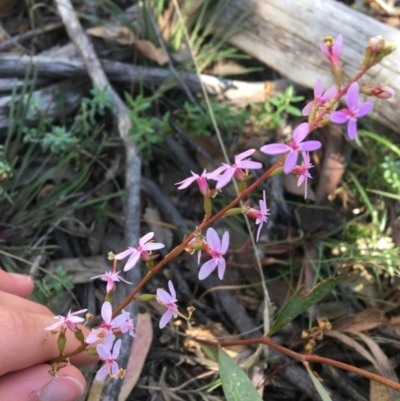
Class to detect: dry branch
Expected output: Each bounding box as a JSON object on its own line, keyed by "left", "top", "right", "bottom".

{"left": 54, "top": 0, "right": 140, "bottom": 398}
{"left": 223, "top": 0, "right": 400, "bottom": 131}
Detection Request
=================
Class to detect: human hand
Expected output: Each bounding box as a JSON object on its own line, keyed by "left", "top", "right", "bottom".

{"left": 0, "top": 268, "right": 97, "bottom": 401}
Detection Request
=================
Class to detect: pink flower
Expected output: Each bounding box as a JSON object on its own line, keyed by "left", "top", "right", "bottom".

{"left": 246, "top": 191, "right": 270, "bottom": 242}
{"left": 120, "top": 310, "right": 136, "bottom": 337}
{"left": 330, "top": 82, "right": 374, "bottom": 140}
{"left": 366, "top": 85, "right": 395, "bottom": 100}
{"left": 260, "top": 123, "right": 321, "bottom": 174}
{"left": 320, "top": 34, "right": 343, "bottom": 68}
{"left": 91, "top": 270, "right": 132, "bottom": 293}
{"left": 302, "top": 79, "right": 338, "bottom": 116}
{"left": 86, "top": 302, "right": 130, "bottom": 344}
{"left": 213, "top": 149, "right": 263, "bottom": 189}
{"left": 175, "top": 170, "right": 213, "bottom": 196}
{"left": 96, "top": 334, "right": 122, "bottom": 380}
{"left": 156, "top": 280, "right": 178, "bottom": 329}
{"left": 45, "top": 309, "right": 87, "bottom": 331}
{"left": 292, "top": 152, "right": 314, "bottom": 199}
{"left": 114, "top": 232, "right": 165, "bottom": 271}
{"left": 199, "top": 228, "right": 229, "bottom": 280}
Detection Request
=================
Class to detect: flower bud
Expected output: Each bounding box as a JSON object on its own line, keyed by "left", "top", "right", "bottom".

{"left": 74, "top": 328, "right": 85, "bottom": 344}
{"left": 138, "top": 293, "right": 157, "bottom": 302}
{"left": 223, "top": 207, "right": 242, "bottom": 217}
{"left": 57, "top": 330, "right": 67, "bottom": 355}
{"left": 363, "top": 36, "right": 396, "bottom": 66}
{"left": 362, "top": 85, "right": 394, "bottom": 99}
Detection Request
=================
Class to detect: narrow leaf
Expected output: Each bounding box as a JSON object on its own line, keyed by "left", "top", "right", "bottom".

{"left": 304, "top": 362, "right": 332, "bottom": 401}
{"left": 268, "top": 272, "right": 346, "bottom": 336}
{"left": 218, "top": 349, "right": 262, "bottom": 401}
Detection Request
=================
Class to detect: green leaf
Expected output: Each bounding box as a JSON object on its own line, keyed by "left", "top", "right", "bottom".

{"left": 304, "top": 363, "right": 332, "bottom": 401}
{"left": 268, "top": 272, "right": 346, "bottom": 336}
{"left": 218, "top": 348, "right": 262, "bottom": 401}
{"left": 285, "top": 105, "right": 302, "bottom": 116}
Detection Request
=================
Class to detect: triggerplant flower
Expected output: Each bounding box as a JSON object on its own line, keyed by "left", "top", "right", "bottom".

{"left": 320, "top": 34, "right": 343, "bottom": 68}
{"left": 114, "top": 232, "right": 165, "bottom": 272}
{"left": 246, "top": 190, "right": 270, "bottom": 242}
{"left": 45, "top": 309, "right": 88, "bottom": 332}
{"left": 330, "top": 82, "right": 373, "bottom": 140}
{"left": 156, "top": 280, "right": 178, "bottom": 329}
{"left": 213, "top": 149, "right": 263, "bottom": 189}
{"left": 120, "top": 309, "right": 136, "bottom": 337}
{"left": 199, "top": 228, "right": 229, "bottom": 280}
{"left": 90, "top": 270, "right": 132, "bottom": 293}
{"left": 85, "top": 302, "right": 130, "bottom": 344}
{"left": 292, "top": 152, "right": 314, "bottom": 199}
{"left": 302, "top": 79, "right": 338, "bottom": 116}
{"left": 96, "top": 335, "right": 123, "bottom": 381}
{"left": 175, "top": 169, "right": 216, "bottom": 196}
{"left": 260, "top": 123, "right": 321, "bottom": 174}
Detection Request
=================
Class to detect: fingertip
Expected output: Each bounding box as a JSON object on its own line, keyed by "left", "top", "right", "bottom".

{"left": 0, "top": 268, "right": 34, "bottom": 298}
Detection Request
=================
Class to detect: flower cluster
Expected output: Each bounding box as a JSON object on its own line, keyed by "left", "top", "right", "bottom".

{"left": 42, "top": 33, "right": 395, "bottom": 385}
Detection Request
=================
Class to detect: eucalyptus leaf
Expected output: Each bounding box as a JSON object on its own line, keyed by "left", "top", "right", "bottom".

{"left": 218, "top": 349, "right": 262, "bottom": 401}
{"left": 268, "top": 272, "right": 346, "bottom": 336}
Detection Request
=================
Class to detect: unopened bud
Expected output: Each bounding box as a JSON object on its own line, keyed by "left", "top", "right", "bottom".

{"left": 363, "top": 36, "right": 396, "bottom": 67}
{"left": 57, "top": 330, "right": 67, "bottom": 355}
{"left": 138, "top": 293, "right": 157, "bottom": 302}
{"left": 362, "top": 85, "right": 394, "bottom": 99}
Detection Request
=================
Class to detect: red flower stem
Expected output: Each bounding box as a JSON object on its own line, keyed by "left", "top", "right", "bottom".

{"left": 195, "top": 336, "right": 400, "bottom": 392}
{"left": 111, "top": 158, "right": 284, "bottom": 317}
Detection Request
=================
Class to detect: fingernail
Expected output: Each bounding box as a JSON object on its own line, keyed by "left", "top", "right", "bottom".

{"left": 39, "top": 377, "right": 84, "bottom": 401}
{"left": 9, "top": 273, "right": 32, "bottom": 281}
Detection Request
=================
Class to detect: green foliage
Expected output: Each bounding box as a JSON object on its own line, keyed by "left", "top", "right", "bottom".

{"left": 268, "top": 272, "right": 346, "bottom": 336}
{"left": 381, "top": 155, "right": 400, "bottom": 192}
{"left": 253, "top": 86, "right": 304, "bottom": 130}
{"left": 32, "top": 265, "right": 74, "bottom": 307}
{"left": 304, "top": 363, "right": 332, "bottom": 401}
{"left": 218, "top": 348, "right": 262, "bottom": 401}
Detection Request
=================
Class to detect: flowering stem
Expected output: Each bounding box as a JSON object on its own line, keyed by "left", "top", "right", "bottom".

{"left": 194, "top": 336, "right": 400, "bottom": 392}
{"left": 111, "top": 158, "right": 284, "bottom": 317}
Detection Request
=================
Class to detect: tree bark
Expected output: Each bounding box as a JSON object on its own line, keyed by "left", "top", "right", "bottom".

{"left": 222, "top": 0, "right": 400, "bottom": 131}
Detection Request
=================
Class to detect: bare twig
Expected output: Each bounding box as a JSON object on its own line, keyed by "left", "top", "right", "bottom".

{"left": 53, "top": 0, "right": 141, "bottom": 399}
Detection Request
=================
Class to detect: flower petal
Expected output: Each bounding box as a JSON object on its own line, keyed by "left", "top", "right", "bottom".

{"left": 123, "top": 252, "right": 140, "bottom": 271}
{"left": 347, "top": 119, "right": 357, "bottom": 140}
{"left": 95, "top": 365, "right": 109, "bottom": 381}
{"left": 198, "top": 258, "right": 217, "bottom": 280}
{"left": 260, "top": 143, "right": 290, "bottom": 155}
{"left": 238, "top": 160, "right": 262, "bottom": 170}
{"left": 220, "top": 231, "right": 230, "bottom": 254}
{"left": 346, "top": 82, "right": 359, "bottom": 109}
{"left": 157, "top": 288, "right": 172, "bottom": 304}
{"left": 300, "top": 140, "right": 322, "bottom": 152}
{"left": 85, "top": 331, "right": 99, "bottom": 344}
{"left": 159, "top": 310, "right": 174, "bottom": 329}
{"left": 140, "top": 232, "right": 154, "bottom": 245}
{"left": 292, "top": 123, "right": 309, "bottom": 144}
{"left": 143, "top": 242, "right": 165, "bottom": 251}
{"left": 322, "top": 86, "right": 338, "bottom": 102}
{"left": 330, "top": 111, "right": 349, "bottom": 124}
{"left": 302, "top": 102, "right": 313, "bottom": 116}
{"left": 333, "top": 34, "right": 343, "bottom": 55}
{"left": 112, "top": 339, "right": 122, "bottom": 359}
{"left": 101, "top": 302, "right": 113, "bottom": 323}
{"left": 168, "top": 280, "right": 176, "bottom": 300}
{"left": 44, "top": 320, "right": 64, "bottom": 331}
{"left": 256, "top": 221, "right": 264, "bottom": 242}
{"left": 217, "top": 259, "right": 226, "bottom": 280}
{"left": 283, "top": 151, "right": 298, "bottom": 174}
{"left": 216, "top": 168, "right": 234, "bottom": 189}
{"left": 314, "top": 79, "right": 323, "bottom": 98}
{"left": 206, "top": 228, "right": 221, "bottom": 250}
{"left": 114, "top": 248, "right": 134, "bottom": 260}
{"left": 357, "top": 101, "right": 373, "bottom": 117}
{"left": 235, "top": 149, "right": 255, "bottom": 161}
{"left": 175, "top": 174, "right": 198, "bottom": 189}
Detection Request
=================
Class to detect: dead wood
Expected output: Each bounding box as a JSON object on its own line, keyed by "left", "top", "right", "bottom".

{"left": 54, "top": 0, "right": 141, "bottom": 398}
{"left": 221, "top": 0, "right": 400, "bottom": 131}
{"left": 0, "top": 52, "right": 296, "bottom": 107}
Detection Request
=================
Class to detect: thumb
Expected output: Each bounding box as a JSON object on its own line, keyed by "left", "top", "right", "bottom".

{"left": 0, "top": 363, "right": 86, "bottom": 401}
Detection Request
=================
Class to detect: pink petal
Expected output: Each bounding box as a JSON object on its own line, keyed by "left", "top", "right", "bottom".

{"left": 207, "top": 165, "right": 228, "bottom": 180}
{"left": 157, "top": 288, "right": 172, "bottom": 304}
{"left": 333, "top": 34, "right": 343, "bottom": 54}
{"left": 101, "top": 302, "right": 112, "bottom": 323}
{"left": 96, "top": 365, "right": 109, "bottom": 381}
{"left": 206, "top": 228, "right": 221, "bottom": 250}
{"left": 346, "top": 82, "right": 359, "bottom": 110}
{"left": 322, "top": 86, "right": 338, "bottom": 102}
{"left": 220, "top": 231, "right": 230, "bottom": 254}
{"left": 256, "top": 221, "right": 264, "bottom": 242}
{"left": 159, "top": 309, "right": 174, "bottom": 329}
{"left": 112, "top": 312, "right": 129, "bottom": 328}
{"left": 216, "top": 168, "right": 234, "bottom": 189}
{"left": 175, "top": 174, "right": 198, "bottom": 189}
{"left": 143, "top": 242, "right": 165, "bottom": 251}
{"left": 168, "top": 280, "right": 176, "bottom": 299}
{"left": 85, "top": 331, "right": 99, "bottom": 344}
{"left": 302, "top": 102, "right": 313, "bottom": 116}
{"left": 283, "top": 151, "right": 298, "bottom": 174}
{"left": 44, "top": 320, "right": 64, "bottom": 331}
{"left": 96, "top": 343, "right": 111, "bottom": 360}
{"left": 314, "top": 79, "right": 323, "bottom": 98}
{"left": 140, "top": 232, "right": 155, "bottom": 245}
{"left": 300, "top": 140, "right": 322, "bottom": 152}
{"left": 114, "top": 248, "right": 134, "bottom": 260}
{"left": 319, "top": 43, "right": 330, "bottom": 58}
{"left": 330, "top": 111, "right": 349, "bottom": 124}
{"left": 260, "top": 143, "right": 290, "bottom": 155}
{"left": 198, "top": 258, "right": 217, "bottom": 280}
{"left": 238, "top": 160, "right": 262, "bottom": 170}
{"left": 235, "top": 149, "right": 255, "bottom": 161}
{"left": 110, "top": 361, "right": 119, "bottom": 376}
{"left": 123, "top": 251, "right": 140, "bottom": 271}
{"left": 357, "top": 102, "right": 373, "bottom": 117}
{"left": 347, "top": 119, "right": 357, "bottom": 140}
{"left": 217, "top": 259, "right": 226, "bottom": 280}
{"left": 292, "top": 123, "right": 309, "bottom": 144}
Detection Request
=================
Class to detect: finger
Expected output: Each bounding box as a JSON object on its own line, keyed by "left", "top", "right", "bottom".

{"left": 0, "top": 306, "right": 98, "bottom": 375}
{"left": 0, "top": 290, "right": 53, "bottom": 316}
{"left": 0, "top": 268, "right": 34, "bottom": 298}
{"left": 0, "top": 363, "right": 86, "bottom": 401}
